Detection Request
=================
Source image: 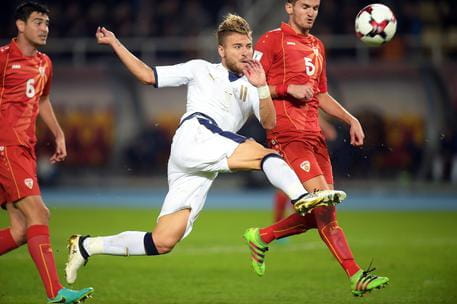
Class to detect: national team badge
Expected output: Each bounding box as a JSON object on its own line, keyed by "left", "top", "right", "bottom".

{"left": 24, "top": 178, "right": 34, "bottom": 189}
{"left": 39, "top": 66, "right": 46, "bottom": 76}
{"left": 253, "top": 50, "right": 263, "bottom": 61}
{"left": 300, "top": 160, "right": 311, "bottom": 172}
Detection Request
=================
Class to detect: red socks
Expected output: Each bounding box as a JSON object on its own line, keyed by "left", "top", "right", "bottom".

{"left": 260, "top": 205, "right": 361, "bottom": 277}
{"left": 273, "top": 191, "right": 290, "bottom": 223}
{"left": 0, "top": 228, "right": 19, "bottom": 255}
{"left": 260, "top": 212, "right": 316, "bottom": 243}
{"left": 26, "top": 225, "right": 63, "bottom": 298}
{"left": 314, "top": 206, "right": 361, "bottom": 277}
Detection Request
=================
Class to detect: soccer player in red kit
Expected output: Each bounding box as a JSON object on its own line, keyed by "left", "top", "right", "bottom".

{"left": 243, "top": 0, "right": 389, "bottom": 296}
{"left": 0, "top": 2, "right": 93, "bottom": 303}
{"left": 272, "top": 117, "right": 337, "bottom": 223}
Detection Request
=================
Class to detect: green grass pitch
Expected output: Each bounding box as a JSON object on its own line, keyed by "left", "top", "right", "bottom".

{"left": 1, "top": 208, "right": 456, "bottom": 303}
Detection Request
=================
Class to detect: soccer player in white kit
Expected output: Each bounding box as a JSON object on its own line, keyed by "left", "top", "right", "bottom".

{"left": 65, "top": 14, "right": 346, "bottom": 284}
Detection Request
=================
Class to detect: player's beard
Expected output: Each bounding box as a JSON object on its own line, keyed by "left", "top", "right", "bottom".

{"left": 225, "top": 56, "right": 243, "bottom": 75}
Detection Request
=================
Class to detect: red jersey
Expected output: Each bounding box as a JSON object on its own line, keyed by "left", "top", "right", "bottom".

{"left": 0, "top": 39, "right": 53, "bottom": 150}
{"left": 255, "top": 23, "right": 327, "bottom": 138}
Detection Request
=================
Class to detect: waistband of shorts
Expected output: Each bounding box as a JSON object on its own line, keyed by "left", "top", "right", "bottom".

{"left": 178, "top": 112, "right": 217, "bottom": 128}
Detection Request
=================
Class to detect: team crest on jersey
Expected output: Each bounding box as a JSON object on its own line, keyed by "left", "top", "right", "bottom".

{"left": 24, "top": 178, "right": 34, "bottom": 189}
{"left": 253, "top": 50, "right": 263, "bottom": 61}
{"left": 300, "top": 160, "right": 311, "bottom": 172}
{"left": 39, "top": 66, "right": 46, "bottom": 76}
{"left": 313, "top": 47, "right": 319, "bottom": 56}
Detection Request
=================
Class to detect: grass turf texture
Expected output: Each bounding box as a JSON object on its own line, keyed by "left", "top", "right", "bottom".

{"left": 1, "top": 208, "right": 456, "bottom": 304}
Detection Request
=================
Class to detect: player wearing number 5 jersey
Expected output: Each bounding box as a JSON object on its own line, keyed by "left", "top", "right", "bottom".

{"left": 0, "top": 2, "right": 93, "bottom": 303}
{"left": 243, "top": 0, "right": 389, "bottom": 297}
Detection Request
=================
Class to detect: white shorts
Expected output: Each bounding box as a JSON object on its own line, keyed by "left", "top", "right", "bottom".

{"left": 158, "top": 114, "right": 246, "bottom": 239}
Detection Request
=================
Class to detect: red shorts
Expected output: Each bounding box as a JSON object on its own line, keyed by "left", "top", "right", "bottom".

{"left": 0, "top": 145, "right": 41, "bottom": 206}
{"left": 269, "top": 132, "right": 334, "bottom": 184}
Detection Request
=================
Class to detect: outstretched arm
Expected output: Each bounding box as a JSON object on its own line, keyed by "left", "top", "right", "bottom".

{"left": 243, "top": 60, "right": 276, "bottom": 130}
{"left": 96, "top": 26, "right": 155, "bottom": 85}
{"left": 39, "top": 95, "right": 66, "bottom": 163}
{"left": 317, "top": 92, "right": 364, "bottom": 146}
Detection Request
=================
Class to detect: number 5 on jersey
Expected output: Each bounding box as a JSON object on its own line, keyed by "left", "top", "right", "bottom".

{"left": 304, "top": 58, "right": 315, "bottom": 76}
{"left": 26, "top": 78, "right": 36, "bottom": 98}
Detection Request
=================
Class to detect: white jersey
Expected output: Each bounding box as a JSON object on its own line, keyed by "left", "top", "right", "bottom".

{"left": 154, "top": 59, "right": 261, "bottom": 132}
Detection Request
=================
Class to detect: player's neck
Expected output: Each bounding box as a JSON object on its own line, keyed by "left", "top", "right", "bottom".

{"left": 221, "top": 62, "right": 242, "bottom": 77}
{"left": 288, "top": 22, "right": 310, "bottom": 36}
{"left": 15, "top": 36, "right": 38, "bottom": 57}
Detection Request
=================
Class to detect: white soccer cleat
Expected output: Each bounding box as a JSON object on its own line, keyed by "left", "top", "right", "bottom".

{"left": 65, "top": 234, "right": 89, "bottom": 284}
{"left": 292, "top": 190, "right": 347, "bottom": 215}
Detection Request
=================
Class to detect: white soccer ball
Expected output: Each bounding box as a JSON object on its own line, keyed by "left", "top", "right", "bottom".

{"left": 355, "top": 3, "right": 397, "bottom": 46}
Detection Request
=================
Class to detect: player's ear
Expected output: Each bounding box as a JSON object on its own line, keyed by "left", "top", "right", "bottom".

{"left": 217, "top": 44, "right": 225, "bottom": 59}
{"left": 16, "top": 19, "right": 26, "bottom": 33}
{"left": 285, "top": 2, "right": 293, "bottom": 15}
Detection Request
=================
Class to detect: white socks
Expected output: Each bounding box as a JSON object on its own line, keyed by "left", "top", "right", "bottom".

{"left": 261, "top": 154, "right": 307, "bottom": 200}
{"left": 83, "top": 231, "right": 147, "bottom": 256}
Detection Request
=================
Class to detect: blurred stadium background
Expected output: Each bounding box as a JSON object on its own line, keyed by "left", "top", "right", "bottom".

{"left": 1, "top": 1, "right": 457, "bottom": 304}
{"left": 1, "top": 0, "right": 456, "bottom": 207}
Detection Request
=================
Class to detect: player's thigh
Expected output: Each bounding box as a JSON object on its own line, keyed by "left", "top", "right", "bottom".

{"left": 171, "top": 119, "right": 241, "bottom": 173}
{"left": 227, "top": 139, "right": 276, "bottom": 170}
{"left": 281, "top": 141, "right": 324, "bottom": 183}
{"left": 302, "top": 175, "right": 330, "bottom": 192}
{"left": 159, "top": 171, "right": 216, "bottom": 241}
{"left": 0, "top": 145, "right": 41, "bottom": 204}
{"left": 314, "top": 139, "right": 334, "bottom": 185}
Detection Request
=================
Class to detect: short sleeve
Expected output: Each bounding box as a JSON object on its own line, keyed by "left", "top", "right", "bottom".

{"left": 254, "top": 32, "right": 277, "bottom": 74}
{"left": 317, "top": 40, "right": 328, "bottom": 94}
{"left": 154, "top": 59, "right": 206, "bottom": 88}
{"left": 0, "top": 48, "right": 8, "bottom": 85}
{"left": 42, "top": 56, "right": 53, "bottom": 96}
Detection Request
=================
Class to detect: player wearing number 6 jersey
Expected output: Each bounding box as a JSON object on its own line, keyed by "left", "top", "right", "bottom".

{"left": 0, "top": 2, "right": 93, "bottom": 303}
{"left": 243, "top": 0, "right": 389, "bottom": 297}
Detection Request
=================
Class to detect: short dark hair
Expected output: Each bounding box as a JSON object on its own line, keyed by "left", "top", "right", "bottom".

{"left": 14, "top": 1, "right": 49, "bottom": 22}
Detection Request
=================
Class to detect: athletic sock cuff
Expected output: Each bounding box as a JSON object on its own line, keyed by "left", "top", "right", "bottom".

{"left": 144, "top": 232, "right": 159, "bottom": 256}
{"left": 1, "top": 228, "right": 19, "bottom": 247}
{"left": 79, "top": 235, "right": 91, "bottom": 260}
{"left": 260, "top": 153, "right": 283, "bottom": 172}
{"left": 26, "top": 225, "right": 49, "bottom": 239}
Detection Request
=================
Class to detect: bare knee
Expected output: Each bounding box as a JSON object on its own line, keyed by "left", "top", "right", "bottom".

{"left": 230, "top": 139, "right": 280, "bottom": 170}
{"left": 153, "top": 235, "right": 178, "bottom": 254}
{"left": 16, "top": 196, "right": 50, "bottom": 225}
{"left": 9, "top": 226, "right": 27, "bottom": 245}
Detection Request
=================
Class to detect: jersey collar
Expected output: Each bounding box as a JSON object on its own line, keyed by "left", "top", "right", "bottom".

{"left": 228, "top": 70, "right": 242, "bottom": 82}
{"left": 10, "top": 38, "right": 39, "bottom": 58}
{"left": 280, "top": 22, "right": 314, "bottom": 43}
{"left": 9, "top": 39, "right": 23, "bottom": 57}
{"left": 220, "top": 63, "right": 243, "bottom": 82}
